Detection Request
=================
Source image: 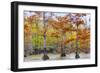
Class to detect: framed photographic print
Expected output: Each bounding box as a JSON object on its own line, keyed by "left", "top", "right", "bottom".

{"left": 11, "top": 1, "right": 98, "bottom": 72}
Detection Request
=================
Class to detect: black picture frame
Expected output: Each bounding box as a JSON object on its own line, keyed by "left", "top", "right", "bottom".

{"left": 11, "top": 1, "right": 98, "bottom": 72}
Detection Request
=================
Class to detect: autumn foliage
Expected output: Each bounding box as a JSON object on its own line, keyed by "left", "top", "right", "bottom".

{"left": 24, "top": 11, "right": 90, "bottom": 55}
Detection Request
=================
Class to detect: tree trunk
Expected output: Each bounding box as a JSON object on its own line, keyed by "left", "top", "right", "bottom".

{"left": 60, "top": 33, "right": 66, "bottom": 57}
{"left": 42, "top": 12, "right": 49, "bottom": 60}
{"left": 75, "top": 26, "right": 80, "bottom": 59}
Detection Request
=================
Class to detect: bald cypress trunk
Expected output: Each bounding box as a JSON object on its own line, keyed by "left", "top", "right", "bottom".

{"left": 42, "top": 12, "right": 49, "bottom": 60}
{"left": 75, "top": 25, "right": 80, "bottom": 59}
{"left": 60, "top": 33, "right": 66, "bottom": 57}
